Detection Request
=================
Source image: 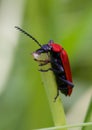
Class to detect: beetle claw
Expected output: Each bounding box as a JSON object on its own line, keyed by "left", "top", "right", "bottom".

{"left": 54, "top": 90, "right": 59, "bottom": 102}
{"left": 39, "top": 69, "right": 46, "bottom": 72}
{"left": 39, "top": 63, "right": 44, "bottom": 66}
{"left": 38, "top": 68, "right": 52, "bottom": 72}
{"left": 38, "top": 69, "right": 43, "bottom": 72}
{"left": 39, "top": 62, "right": 48, "bottom": 66}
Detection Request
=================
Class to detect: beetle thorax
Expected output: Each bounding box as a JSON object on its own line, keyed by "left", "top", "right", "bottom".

{"left": 41, "top": 44, "right": 52, "bottom": 52}
{"left": 49, "top": 43, "right": 62, "bottom": 52}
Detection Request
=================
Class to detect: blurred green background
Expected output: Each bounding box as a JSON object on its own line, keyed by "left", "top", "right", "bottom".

{"left": 0, "top": 0, "right": 92, "bottom": 130}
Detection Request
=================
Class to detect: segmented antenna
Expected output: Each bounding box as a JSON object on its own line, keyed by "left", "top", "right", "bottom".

{"left": 15, "top": 26, "right": 42, "bottom": 47}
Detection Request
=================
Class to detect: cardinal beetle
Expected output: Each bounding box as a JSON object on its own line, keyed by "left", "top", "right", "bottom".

{"left": 15, "top": 26, "right": 74, "bottom": 101}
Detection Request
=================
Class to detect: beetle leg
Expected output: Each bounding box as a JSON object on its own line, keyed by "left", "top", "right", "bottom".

{"left": 39, "top": 62, "right": 48, "bottom": 66}
{"left": 49, "top": 66, "right": 74, "bottom": 87}
{"left": 58, "top": 86, "right": 68, "bottom": 96}
{"left": 59, "top": 77, "right": 74, "bottom": 88}
{"left": 39, "top": 60, "right": 50, "bottom": 66}
{"left": 34, "top": 59, "right": 47, "bottom": 62}
{"left": 48, "top": 67, "right": 73, "bottom": 87}
{"left": 51, "top": 69, "right": 73, "bottom": 89}
{"left": 51, "top": 67, "right": 64, "bottom": 74}
{"left": 49, "top": 60, "right": 64, "bottom": 73}
{"left": 39, "top": 68, "right": 60, "bottom": 101}
{"left": 47, "top": 67, "right": 74, "bottom": 87}
{"left": 34, "top": 59, "right": 50, "bottom": 66}
{"left": 39, "top": 68, "right": 62, "bottom": 73}
{"left": 54, "top": 90, "right": 59, "bottom": 102}
{"left": 39, "top": 68, "right": 74, "bottom": 87}
{"left": 39, "top": 68, "right": 52, "bottom": 72}
{"left": 55, "top": 63, "right": 64, "bottom": 72}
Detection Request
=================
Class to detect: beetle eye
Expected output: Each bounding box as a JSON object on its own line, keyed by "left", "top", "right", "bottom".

{"left": 48, "top": 40, "right": 54, "bottom": 45}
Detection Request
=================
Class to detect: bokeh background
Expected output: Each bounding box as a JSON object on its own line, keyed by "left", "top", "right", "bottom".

{"left": 0, "top": 0, "right": 92, "bottom": 130}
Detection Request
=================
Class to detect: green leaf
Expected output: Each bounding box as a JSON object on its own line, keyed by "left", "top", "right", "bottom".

{"left": 40, "top": 63, "right": 66, "bottom": 127}
{"left": 35, "top": 122, "right": 92, "bottom": 130}
{"left": 82, "top": 98, "right": 92, "bottom": 130}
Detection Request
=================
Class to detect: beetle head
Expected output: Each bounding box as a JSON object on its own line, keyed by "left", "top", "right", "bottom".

{"left": 40, "top": 40, "right": 54, "bottom": 52}
{"left": 41, "top": 44, "right": 52, "bottom": 52}
{"left": 32, "top": 41, "right": 53, "bottom": 60}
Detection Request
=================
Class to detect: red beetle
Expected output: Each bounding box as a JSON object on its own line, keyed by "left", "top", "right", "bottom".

{"left": 15, "top": 26, "right": 74, "bottom": 101}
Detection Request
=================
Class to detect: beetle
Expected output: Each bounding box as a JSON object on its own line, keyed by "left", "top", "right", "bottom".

{"left": 15, "top": 26, "right": 74, "bottom": 101}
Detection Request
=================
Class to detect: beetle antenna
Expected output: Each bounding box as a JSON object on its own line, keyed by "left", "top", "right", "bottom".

{"left": 15, "top": 26, "right": 42, "bottom": 47}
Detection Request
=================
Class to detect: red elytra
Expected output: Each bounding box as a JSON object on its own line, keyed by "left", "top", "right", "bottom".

{"left": 49, "top": 42, "right": 73, "bottom": 96}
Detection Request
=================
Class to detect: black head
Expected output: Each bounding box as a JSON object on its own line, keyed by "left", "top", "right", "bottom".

{"left": 35, "top": 40, "right": 54, "bottom": 54}
{"left": 41, "top": 44, "right": 52, "bottom": 52}
{"left": 40, "top": 40, "right": 54, "bottom": 52}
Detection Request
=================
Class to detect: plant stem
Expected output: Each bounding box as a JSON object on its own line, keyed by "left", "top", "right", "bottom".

{"left": 41, "top": 63, "right": 66, "bottom": 128}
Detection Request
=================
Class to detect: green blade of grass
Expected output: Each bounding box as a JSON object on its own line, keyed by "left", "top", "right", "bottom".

{"left": 82, "top": 98, "right": 92, "bottom": 130}
{"left": 35, "top": 122, "right": 92, "bottom": 130}
{"left": 40, "top": 62, "right": 66, "bottom": 128}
